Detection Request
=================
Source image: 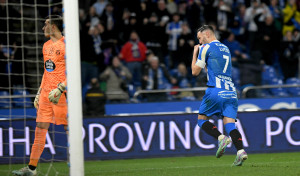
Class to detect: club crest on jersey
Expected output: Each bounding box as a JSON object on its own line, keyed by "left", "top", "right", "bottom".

{"left": 45, "top": 59, "right": 56, "bottom": 72}
{"left": 56, "top": 50, "right": 60, "bottom": 55}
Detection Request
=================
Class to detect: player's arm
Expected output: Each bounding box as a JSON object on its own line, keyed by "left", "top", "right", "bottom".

{"left": 34, "top": 74, "right": 45, "bottom": 109}
{"left": 191, "top": 44, "right": 209, "bottom": 76}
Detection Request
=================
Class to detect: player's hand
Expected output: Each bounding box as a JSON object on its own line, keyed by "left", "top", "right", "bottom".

{"left": 193, "top": 44, "right": 200, "bottom": 57}
{"left": 34, "top": 87, "right": 41, "bottom": 109}
{"left": 48, "top": 83, "right": 66, "bottom": 104}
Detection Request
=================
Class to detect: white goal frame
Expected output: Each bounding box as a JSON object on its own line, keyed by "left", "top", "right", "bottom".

{"left": 63, "top": 0, "right": 84, "bottom": 175}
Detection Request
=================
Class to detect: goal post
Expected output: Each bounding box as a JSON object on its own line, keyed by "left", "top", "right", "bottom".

{"left": 63, "top": 0, "right": 84, "bottom": 175}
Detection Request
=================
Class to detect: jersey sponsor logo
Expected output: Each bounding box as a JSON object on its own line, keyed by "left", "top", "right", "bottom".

{"left": 45, "top": 59, "right": 56, "bottom": 72}
{"left": 49, "top": 47, "right": 54, "bottom": 55}
{"left": 218, "top": 90, "right": 237, "bottom": 99}
{"left": 217, "top": 75, "right": 232, "bottom": 81}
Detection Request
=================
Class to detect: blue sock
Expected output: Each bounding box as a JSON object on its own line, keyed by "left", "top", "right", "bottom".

{"left": 198, "top": 119, "right": 208, "bottom": 128}
{"left": 225, "top": 123, "right": 236, "bottom": 135}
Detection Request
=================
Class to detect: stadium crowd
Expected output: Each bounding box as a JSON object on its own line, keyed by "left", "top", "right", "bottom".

{"left": 78, "top": 0, "right": 300, "bottom": 104}
{"left": 1, "top": 0, "right": 300, "bottom": 113}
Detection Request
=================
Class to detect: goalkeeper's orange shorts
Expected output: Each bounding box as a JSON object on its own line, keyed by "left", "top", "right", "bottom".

{"left": 36, "top": 89, "right": 68, "bottom": 125}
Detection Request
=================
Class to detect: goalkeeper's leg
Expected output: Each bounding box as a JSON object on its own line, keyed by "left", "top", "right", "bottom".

{"left": 12, "top": 122, "right": 50, "bottom": 176}
{"left": 29, "top": 123, "right": 50, "bottom": 169}
{"left": 13, "top": 92, "right": 54, "bottom": 175}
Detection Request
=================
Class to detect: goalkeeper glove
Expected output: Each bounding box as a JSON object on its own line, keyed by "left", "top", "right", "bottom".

{"left": 48, "top": 83, "right": 66, "bottom": 104}
{"left": 34, "top": 87, "right": 41, "bottom": 109}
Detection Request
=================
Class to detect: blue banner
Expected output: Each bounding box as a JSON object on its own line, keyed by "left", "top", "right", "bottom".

{"left": 1, "top": 97, "right": 299, "bottom": 117}
{"left": 0, "top": 110, "right": 300, "bottom": 164}
{"left": 105, "top": 97, "right": 300, "bottom": 115}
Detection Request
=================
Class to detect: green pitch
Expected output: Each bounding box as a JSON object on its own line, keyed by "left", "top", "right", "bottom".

{"left": 2, "top": 152, "right": 300, "bottom": 176}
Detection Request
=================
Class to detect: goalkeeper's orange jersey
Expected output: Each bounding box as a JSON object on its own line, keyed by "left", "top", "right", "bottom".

{"left": 40, "top": 37, "right": 66, "bottom": 92}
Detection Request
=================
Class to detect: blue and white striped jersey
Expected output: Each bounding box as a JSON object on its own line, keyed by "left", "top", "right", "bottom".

{"left": 196, "top": 40, "right": 235, "bottom": 91}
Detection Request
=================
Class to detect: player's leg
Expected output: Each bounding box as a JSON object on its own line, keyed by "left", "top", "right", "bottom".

{"left": 222, "top": 96, "right": 248, "bottom": 166}
{"left": 223, "top": 117, "right": 248, "bottom": 166}
{"left": 12, "top": 124, "right": 49, "bottom": 176}
{"left": 198, "top": 88, "right": 231, "bottom": 158}
{"left": 12, "top": 91, "right": 54, "bottom": 176}
{"left": 198, "top": 88, "right": 222, "bottom": 139}
{"left": 198, "top": 114, "right": 231, "bottom": 158}
{"left": 198, "top": 114, "right": 222, "bottom": 139}
{"left": 53, "top": 94, "right": 69, "bottom": 169}
{"left": 11, "top": 122, "right": 48, "bottom": 176}
{"left": 29, "top": 122, "right": 50, "bottom": 169}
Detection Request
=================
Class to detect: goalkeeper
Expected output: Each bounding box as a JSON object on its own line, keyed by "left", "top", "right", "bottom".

{"left": 13, "top": 15, "right": 67, "bottom": 176}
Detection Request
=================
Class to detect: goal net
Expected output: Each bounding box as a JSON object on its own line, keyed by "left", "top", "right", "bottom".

{"left": 0, "top": 0, "right": 83, "bottom": 175}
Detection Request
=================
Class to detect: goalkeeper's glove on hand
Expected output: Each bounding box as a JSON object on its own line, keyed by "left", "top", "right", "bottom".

{"left": 48, "top": 83, "right": 66, "bottom": 104}
{"left": 34, "top": 87, "right": 41, "bottom": 109}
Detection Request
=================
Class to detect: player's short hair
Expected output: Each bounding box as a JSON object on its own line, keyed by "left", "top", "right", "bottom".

{"left": 46, "top": 15, "right": 63, "bottom": 32}
{"left": 197, "top": 25, "right": 214, "bottom": 33}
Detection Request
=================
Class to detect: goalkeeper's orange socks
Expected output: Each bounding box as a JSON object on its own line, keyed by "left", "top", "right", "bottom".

{"left": 28, "top": 127, "right": 48, "bottom": 170}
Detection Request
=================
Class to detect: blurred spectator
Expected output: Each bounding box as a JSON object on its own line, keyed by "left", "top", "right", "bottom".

{"left": 155, "top": 0, "right": 171, "bottom": 22}
{"left": 0, "top": 44, "right": 9, "bottom": 91}
{"left": 294, "top": 29, "right": 300, "bottom": 45}
{"left": 166, "top": 13, "right": 183, "bottom": 68}
{"left": 185, "top": 0, "right": 202, "bottom": 33}
{"left": 255, "top": 15, "right": 279, "bottom": 65}
{"left": 166, "top": 0, "right": 178, "bottom": 15}
{"left": 155, "top": 0, "right": 171, "bottom": 57}
{"left": 121, "top": 12, "right": 142, "bottom": 45}
{"left": 279, "top": 30, "right": 300, "bottom": 80}
{"left": 268, "top": 0, "right": 283, "bottom": 32}
{"left": 282, "top": 0, "right": 300, "bottom": 35}
{"left": 223, "top": 32, "right": 248, "bottom": 66}
{"left": 142, "top": 56, "right": 176, "bottom": 102}
{"left": 216, "top": 0, "right": 233, "bottom": 32}
{"left": 177, "top": 22, "right": 194, "bottom": 68}
{"left": 177, "top": 0, "right": 187, "bottom": 18}
{"left": 208, "top": 21, "right": 222, "bottom": 40}
{"left": 142, "top": 12, "right": 164, "bottom": 62}
{"left": 193, "top": 69, "right": 207, "bottom": 99}
{"left": 239, "top": 51, "right": 264, "bottom": 97}
{"left": 119, "top": 8, "right": 131, "bottom": 44}
{"left": 172, "top": 63, "right": 192, "bottom": 88}
{"left": 244, "top": 0, "right": 270, "bottom": 52}
{"left": 0, "top": 0, "right": 20, "bottom": 53}
{"left": 119, "top": 31, "right": 147, "bottom": 87}
{"left": 84, "top": 78, "right": 106, "bottom": 116}
{"left": 10, "top": 42, "right": 29, "bottom": 87}
{"left": 80, "top": 23, "right": 104, "bottom": 86}
{"left": 101, "top": 41, "right": 119, "bottom": 71}
{"left": 203, "top": 0, "right": 218, "bottom": 24}
{"left": 139, "top": 1, "right": 152, "bottom": 25}
{"left": 230, "top": 3, "right": 247, "bottom": 43}
{"left": 52, "top": 0, "right": 63, "bottom": 16}
{"left": 100, "top": 2, "right": 118, "bottom": 42}
{"left": 92, "top": 0, "right": 108, "bottom": 17}
{"left": 82, "top": 6, "right": 100, "bottom": 33}
{"left": 171, "top": 63, "right": 195, "bottom": 100}
{"left": 79, "top": 8, "right": 86, "bottom": 31}
{"left": 100, "top": 56, "right": 132, "bottom": 103}
{"left": 239, "top": 51, "right": 263, "bottom": 86}
{"left": 142, "top": 49, "right": 155, "bottom": 71}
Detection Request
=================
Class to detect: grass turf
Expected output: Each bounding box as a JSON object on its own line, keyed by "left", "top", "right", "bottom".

{"left": 1, "top": 152, "right": 300, "bottom": 176}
